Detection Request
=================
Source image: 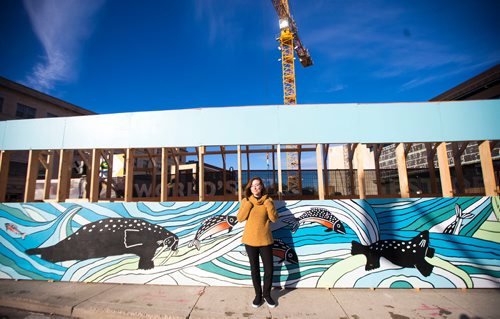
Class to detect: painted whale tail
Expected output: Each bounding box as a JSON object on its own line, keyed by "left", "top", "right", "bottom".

{"left": 455, "top": 204, "right": 473, "bottom": 220}
{"left": 351, "top": 241, "right": 368, "bottom": 256}
{"left": 283, "top": 217, "right": 300, "bottom": 233}
{"left": 189, "top": 239, "right": 201, "bottom": 250}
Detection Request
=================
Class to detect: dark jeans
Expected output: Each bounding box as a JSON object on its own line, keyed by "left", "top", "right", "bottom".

{"left": 245, "top": 244, "right": 273, "bottom": 297}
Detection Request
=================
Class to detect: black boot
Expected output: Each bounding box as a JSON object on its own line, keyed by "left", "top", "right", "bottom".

{"left": 252, "top": 295, "right": 262, "bottom": 308}
{"left": 264, "top": 295, "right": 276, "bottom": 308}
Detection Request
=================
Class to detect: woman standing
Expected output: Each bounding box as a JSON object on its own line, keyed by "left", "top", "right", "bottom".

{"left": 237, "top": 177, "right": 278, "bottom": 308}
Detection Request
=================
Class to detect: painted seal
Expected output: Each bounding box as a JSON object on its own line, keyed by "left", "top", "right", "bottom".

{"left": 351, "top": 230, "right": 435, "bottom": 277}
{"left": 26, "top": 218, "right": 178, "bottom": 270}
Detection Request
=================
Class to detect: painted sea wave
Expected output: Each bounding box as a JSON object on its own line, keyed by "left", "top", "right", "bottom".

{"left": 0, "top": 198, "right": 498, "bottom": 288}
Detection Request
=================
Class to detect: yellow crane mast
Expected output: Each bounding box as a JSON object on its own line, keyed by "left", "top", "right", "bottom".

{"left": 271, "top": 0, "right": 313, "bottom": 194}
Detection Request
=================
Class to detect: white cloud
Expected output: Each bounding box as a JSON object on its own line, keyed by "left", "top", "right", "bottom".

{"left": 195, "top": 0, "right": 241, "bottom": 46}
{"left": 23, "top": 0, "right": 105, "bottom": 92}
{"left": 400, "top": 59, "right": 500, "bottom": 91}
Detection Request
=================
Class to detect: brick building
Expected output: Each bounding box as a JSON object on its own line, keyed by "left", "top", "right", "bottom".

{"left": 378, "top": 64, "right": 500, "bottom": 194}
{"left": 0, "top": 77, "right": 95, "bottom": 200}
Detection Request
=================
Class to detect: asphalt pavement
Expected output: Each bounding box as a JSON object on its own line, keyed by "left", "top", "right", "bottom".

{"left": 0, "top": 280, "right": 498, "bottom": 319}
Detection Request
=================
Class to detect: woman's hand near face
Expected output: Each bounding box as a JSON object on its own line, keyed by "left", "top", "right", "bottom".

{"left": 237, "top": 198, "right": 253, "bottom": 222}
{"left": 264, "top": 197, "right": 278, "bottom": 222}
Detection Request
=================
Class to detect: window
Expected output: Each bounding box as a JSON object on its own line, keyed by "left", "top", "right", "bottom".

{"left": 47, "top": 112, "right": 58, "bottom": 118}
{"left": 0, "top": 96, "right": 4, "bottom": 113}
{"left": 16, "top": 103, "right": 37, "bottom": 119}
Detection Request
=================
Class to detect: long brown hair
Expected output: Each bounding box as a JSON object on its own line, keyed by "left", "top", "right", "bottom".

{"left": 244, "top": 177, "right": 267, "bottom": 199}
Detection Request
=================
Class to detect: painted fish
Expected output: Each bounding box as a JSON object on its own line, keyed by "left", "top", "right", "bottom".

{"left": 443, "top": 204, "right": 473, "bottom": 235}
{"left": 189, "top": 215, "right": 238, "bottom": 250}
{"left": 273, "top": 239, "right": 299, "bottom": 264}
{"left": 5, "top": 223, "right": 26, "bottom": 239}
{"left": 283, "top": 208, "right": 346, "bottom": 234}
{"left": 351, "top": 230, "right": 435, "bottom": 277}
{"left": 26, "top": 218, "right": 178, "bottom": 270}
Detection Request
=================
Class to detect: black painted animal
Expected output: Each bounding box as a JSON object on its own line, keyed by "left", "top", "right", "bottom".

{"left": 351, "top": 230, "right": 435, "bottom": 277}
{"left": 26, "top": 218, "right": 178, "bottom": 270}
{"left": 283, "top": 207, "right": 346, "bottom": 234}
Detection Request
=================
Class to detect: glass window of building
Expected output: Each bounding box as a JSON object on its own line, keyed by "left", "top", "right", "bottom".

{"left": 47, "top": 112, "right": 58, "bottom": 117}
{"left": 0, "top": 96, "right": 4, "bottom": 113}
{"left": 16, "top": 103, "right": 37, "bottom": 119}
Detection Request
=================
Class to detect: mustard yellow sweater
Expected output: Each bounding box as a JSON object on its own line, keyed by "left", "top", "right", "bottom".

{"left": 237, "top": 194, "right": 278, "bottom": 246}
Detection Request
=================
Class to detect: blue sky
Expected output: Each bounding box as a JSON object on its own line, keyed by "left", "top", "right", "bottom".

{"left": 1, "top": 0, "right": 499, "bottom": 115}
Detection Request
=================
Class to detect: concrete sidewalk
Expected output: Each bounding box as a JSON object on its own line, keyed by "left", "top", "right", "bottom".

{"left": 0, "top": 280, "right": 498, "bottom": 319}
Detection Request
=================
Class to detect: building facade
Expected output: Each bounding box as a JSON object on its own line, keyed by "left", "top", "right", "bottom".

{"left": 377, "top": 65, "right": 500, "bottom": 194}
{"left": 0, "top": 77, "right": 96, "bottom": 200}
{"left": 0, "top": 77, "right": 95, "bottom": 120}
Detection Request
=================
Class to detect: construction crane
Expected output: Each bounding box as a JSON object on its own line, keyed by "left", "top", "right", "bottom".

{"left": 271, "top": 0, "right": 313, "bottom": 194}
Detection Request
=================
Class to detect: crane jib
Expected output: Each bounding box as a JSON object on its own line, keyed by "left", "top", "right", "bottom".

{"left": 271, "top": 0, "right": 313, "bottom": 68}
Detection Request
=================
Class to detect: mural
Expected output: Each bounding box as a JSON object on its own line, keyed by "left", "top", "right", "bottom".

{"left": 0, "top": 197, "right": 499, "bottom": 288}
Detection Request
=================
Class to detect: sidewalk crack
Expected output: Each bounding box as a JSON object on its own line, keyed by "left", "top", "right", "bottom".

{"left": 69, "top": 284, "right": 117, "bottom": 316}
{"left": 329, "top": 289, "right": 350, "bottom": 318}
{"left": 186, "top": 286, "right": 206, "bottom": 319}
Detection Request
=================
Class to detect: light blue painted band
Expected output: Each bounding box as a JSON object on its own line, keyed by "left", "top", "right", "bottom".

{"left": 0, "top": 100, "right": 498, "bottom": 150}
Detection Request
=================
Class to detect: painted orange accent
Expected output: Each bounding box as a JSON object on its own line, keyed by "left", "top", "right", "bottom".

{"left": 199, "top": 223, "right": 230, "bottom": 241}
{"left": 273, "top": 250, "right": 285, "bottom": 259}
{"left": 308, "top": 218, "right": 333, "bottom": 229}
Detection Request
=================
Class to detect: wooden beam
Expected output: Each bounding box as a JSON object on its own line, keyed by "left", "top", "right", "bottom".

{"left": 297, "top": 145, "right": 303, "bottom": 195}
{"left": 79, "top": 150, "right": 94, "bottom": 198}
{"left": 202, "top": 146, "right": 317, "bottom": 155}
{"left": 105, "top": 150, "right": 114, "bottom": 199}
{"left": 77, "top": 150, "right": 91, "bottom": 168}
{"left": 38, "top": 153, "right": 49, "bottom": 170}
{"left": 322, "top": 144, "right": 329, "bottom": 197}
{"left": 43, "top": 150, "right": 54, "bottom": 200}
{"left": 198, "top": 146, "right": 205, "bottom": 202}
{"left": 173, "top": 148, "right": 180, "bottom": 197}
{"left": 395, "top": 143, "right": 410, "bottom": 198}
{"left": 89, "top": 149, "right": 101, "bottom": 202}
{"left": 220, "top": 146, "right": 227, "bottom": 196}
{"left": 452, "top": 142, "right": 468, "bottom": 194}
{"left": 436, "top": 142, "right": 453, "bottom": 197}
{"left": 237, "top": 145, "right": 242, "bottom": 201}
{"left": 271, "top": 145, "right": 276, "bottom": 194}
{"left": 150, "top": 150, "right": 158, "bottom": 199}
{"left": 478, "top": 140, "right": 498, "bottom": 196}
{"left": 425, "top": 143, "right": 438, "bottom": 194}
{"left": 24, "top": 150, "right": 41, "bottom": 202}
{"left": 347, "top": 143, "right": 358, "bottom": 196}
{"left": 373, "top": 144, "right": 383, "bottom": 196}
{"left": 458, "top": 142, "right": 469, "bottom": 155}
{"left": 124, "top": 148, "right": 135, "bottom": 202}
{"left": 404, "top": 143, "right": 413, "bottom": 157}
{"left": 277, "top": 144, "right": 283, "bottom": 199}
{"left": 316, "top": 144, "right": 325, "bottom": 200}
{"left": 246, "top": 145, "right": 250, "bottom": 184}
{"left": 0, "top": 151, "right": 10, "bottom": 201}
{"left": 145, "top": 148, "right": 157, "bottom": 167}
{"left": 355, "top": 144, "right": 366, "bottom": 199}
{"left": 161, "top": 147, "right": 169, "bottom": 202}
{"left": 56, "top": 150, "right": 73, "bottom": 202}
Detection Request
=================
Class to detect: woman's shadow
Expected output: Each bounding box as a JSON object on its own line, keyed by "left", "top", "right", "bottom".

{"left": 271, "top": 204, "right": 302, "bottom": 302}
